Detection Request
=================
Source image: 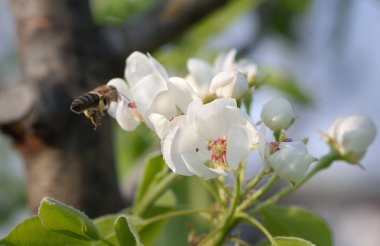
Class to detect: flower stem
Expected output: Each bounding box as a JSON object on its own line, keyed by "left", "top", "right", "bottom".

{"left": 133, "top": 172, "right": 178, "bottom": 216}
{"left": 251, "top": 150, "right": 340, "bottom": 213}
{"left": 238, "top": 174, "right": 279, "bottom": 212}
{"left": 198, "top": 168, "right": 242, "bottom": 245}
{"left": 242, "top": 168, "right": 269, "bottom": 197}
{"left": 237, "top": 212, "right": 277, "bottom": 246}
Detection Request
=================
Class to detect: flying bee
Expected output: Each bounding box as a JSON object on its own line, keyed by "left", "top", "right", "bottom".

{"left": 70, "top": 85, "right": 120, "bottom": 130}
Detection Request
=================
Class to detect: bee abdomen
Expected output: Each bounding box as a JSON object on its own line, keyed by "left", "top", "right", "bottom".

{"left": 71, "top": 92, "right": 100, "bottom": 113}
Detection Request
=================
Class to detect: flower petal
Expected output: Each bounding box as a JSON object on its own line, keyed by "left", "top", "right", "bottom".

{"left": 115, "top": 101, "right": 140, "bottom": 131}
{"left": 186, "top": 58, "right": 214, "bottom": 97}
{"left": 149, "top": 113, "right": 170, "bottom": 139}
{"left": 226, "top": 124, "right": 251, "bottom": 169}
{"left": 161, "top": 116, "right": 193, "bottom": 176}
{"left": 168, "top": 77, "right": 196, "bottom": 114}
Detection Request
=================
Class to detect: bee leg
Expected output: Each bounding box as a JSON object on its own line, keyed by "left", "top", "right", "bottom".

{"left": 84, "top": 109, "right": 99, "bottom": 130}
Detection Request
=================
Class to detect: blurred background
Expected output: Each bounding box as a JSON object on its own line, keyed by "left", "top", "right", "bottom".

{"left": 1, "top": 0, "right": 379, "bottom": 245}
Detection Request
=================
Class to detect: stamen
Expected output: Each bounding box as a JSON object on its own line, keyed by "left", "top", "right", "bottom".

{"left": 127, "top": 101, "right": 137, "bottom": 109}
{"left": 207, "top": 136, "right": 229, "bottom": 170}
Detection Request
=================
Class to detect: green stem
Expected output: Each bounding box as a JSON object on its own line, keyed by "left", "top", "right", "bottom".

{"left": 238, "top": 174, "right": 279, "bottom": 212}
{"left": 200, "top": 179, "right": 223, "bottom": 204}
{"left": 142, "top": 209, "right": 208, "bottom": 226}
{"left": 252, "top": 150, "right": 340, "bottom": 213}
{"left": 237, "top": 212, "right": 277, "bottom": 246}
{"left": 199, "top": 169, "right": 242, "bottom": 245}
{"left": 133, "top": 172, "right": 178, "bottom": 216}
{"left": 242, "top": 168, "right": 269, "bottom": 197}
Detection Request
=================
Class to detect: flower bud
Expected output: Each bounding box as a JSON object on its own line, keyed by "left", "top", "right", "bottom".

{"left": 268, "top": 141, "right": 315, "bottom": 183}
{"left": 209, "top": 71, "right": 249, "bottom": 99}
{"left": 261, "top": 98, "right": 295, "bottom": 131}
{"left": 326, "top": 114, "right": 376, "bottom": 163}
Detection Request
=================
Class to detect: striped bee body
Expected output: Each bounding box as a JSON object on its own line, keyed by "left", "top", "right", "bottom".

{"left": 70, "top": 85, "right": 119, "bottom": 130}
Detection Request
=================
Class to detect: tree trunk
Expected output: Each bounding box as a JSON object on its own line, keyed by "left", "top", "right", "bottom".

{"left": 9, "top": 0, "right": 124, "bottom": 217}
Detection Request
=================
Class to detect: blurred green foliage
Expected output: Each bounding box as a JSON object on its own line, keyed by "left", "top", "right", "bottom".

{"left": 90, "top": 0, "right": 154, "bottom": 24}
{"left": 258, "top": 0, "right": 309, "bottom": 41}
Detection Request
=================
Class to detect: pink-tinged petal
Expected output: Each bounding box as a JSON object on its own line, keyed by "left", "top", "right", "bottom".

{"left": 226, "top": 124, "right": 251, "bottom": 170}
{"left": 178, "top": 125, "right": 226, "bottom": 179}
{"left": 161, "top": 116, "right": 193, "bottom": 176}
{"left": 168, "top": 77, "right": 196, "bottom": 114}
{"left": 115, "top": 101, "right": 139, "bottom": 131}
{"left": 149, "top": 113, "right": 170, "bottom": 139}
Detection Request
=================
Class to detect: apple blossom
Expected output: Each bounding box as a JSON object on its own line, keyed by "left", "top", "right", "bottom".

{"left": 268, "top": 141, "right": 315, "bottom": 183}
{"left": 161, "top": 98, "right": 259, "bottom": 179}
{"left": 261, "top": 98, "right": 295, "bottom": 131}
{"left": 325, "top": 114, "right": 377, "bottom": 163}
{"left": 185, "top": 49, "right": 258, "bottom": 101}
{"left": 107, "top": 52, "right": 195, "bottom": 136}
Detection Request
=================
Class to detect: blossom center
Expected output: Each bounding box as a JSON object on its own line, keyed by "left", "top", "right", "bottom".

{"left": 206, "top": 136, "right": 229, "bottom": 169}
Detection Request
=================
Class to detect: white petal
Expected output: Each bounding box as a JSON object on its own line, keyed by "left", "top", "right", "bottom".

{"left": 147, "top": 53, "right": 169, "bottom": 80}
{"left": 132, "top": 73, "right": 168, "bottom": 115}
{"left": 178, "top": 125, "right": 226, "bottom": 179}
{"left": 191, "top": 98, "right": 237, "bottom": 140}
{"left": 214, "top": 49, "right": 237, "bottom": 72}
{"left": 226, "top": 124, "right": 251, "bottom": 169}
{"left": 125, "top": 52, "right": 153, "bottom": 87}
{"left": 168, "top": 77, "right": 196, "bottom": 114}
{"left": 115, "top": 101, "right": 139, "bottom": 131}
{"left": 161, "top": 116, "right": 193, "bottom": 176}
{"left": 149, "top": 113, "right": 170, "bottom": 139}
{"left": 209, "top": 71, "right": 235, "bottom": 98}
{"left": 186, "top": 58, "right": 214, "bottom": 97}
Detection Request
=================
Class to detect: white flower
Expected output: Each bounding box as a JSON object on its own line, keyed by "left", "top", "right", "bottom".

{"left": 108, "top": 52, "right": 195, "bottom": 137}
{"left": 326, "top": 114, "right": 377, "bottom": 163}
{"left": 268, "top": 141, "right": 315, "bottom": 183}
{"left": 261, "top": 98, "right": 295, "bottom": 131}
{"left": 161, "top": 98, "right": 259, "bottom": 179}
{"left": 185, "top": 49, "right": 257, "bottom": 101}
{"left": 125, "top": 51, "right": 177, "bottom": 126}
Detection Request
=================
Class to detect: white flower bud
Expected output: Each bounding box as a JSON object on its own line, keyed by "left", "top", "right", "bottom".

{"left": 268, "top": 142, "right": 315, "bottom": 183}
{"left": 209, "top": 71, "right": 249, "bottom": 99}
{"left": 261, "top": 98, "right": 295, "bottom": 131}
{"left": 326, "top": 114, "right": 376, "bottom": 163}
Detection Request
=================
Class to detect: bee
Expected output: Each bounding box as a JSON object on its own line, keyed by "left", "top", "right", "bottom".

{"left": 70, "top": 85, "right": 119, "bottom": 130}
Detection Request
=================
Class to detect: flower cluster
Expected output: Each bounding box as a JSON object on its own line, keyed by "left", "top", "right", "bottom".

{"left": 106, "top": 51, "right": 376, "bottom": 181}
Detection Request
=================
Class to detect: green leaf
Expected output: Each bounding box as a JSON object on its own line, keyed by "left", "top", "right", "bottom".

{"left": 94, "top": 215, "right": 118, "bottom": 239}
{"left": 258, "top": 236, "right": 315, "bottom": 246}
{"left": 134, "top": 153, "right": 168, "bottom": 205}
{"left": 39, "top": 197, "right": 100, "bottom": 241}
{"left": 0, "top": 216, "right": 89, "bottom": 246}
{"left": 258, "top": 205, "right": 332, "bottom": 246}
{"left": 114, "top": 215, "right": 143, "bottom": 246}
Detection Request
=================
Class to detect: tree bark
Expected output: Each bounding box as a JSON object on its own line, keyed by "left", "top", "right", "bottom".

{"left": 9, "top": 0, "right": 123, "bottom": 217}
